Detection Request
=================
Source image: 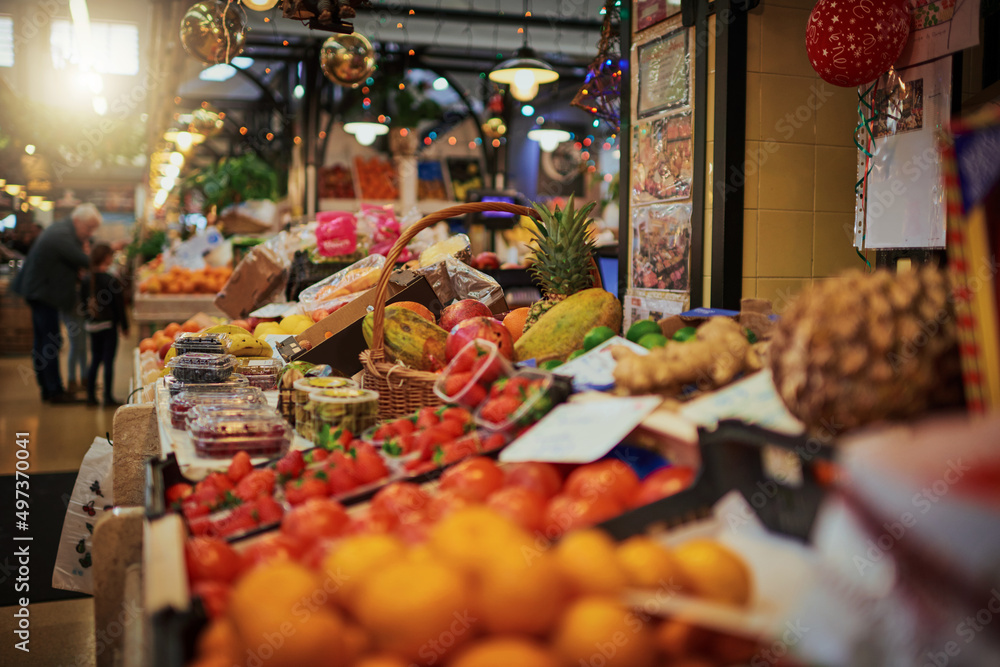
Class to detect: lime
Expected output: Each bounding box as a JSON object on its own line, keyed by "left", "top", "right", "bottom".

{"left": 672, "top": 326, "right": 698, "bottom": 342}
{"left": 539, "top": 359, "right": 564, "bottom": 370}
{"left": 567, "top": 349, "right": 586, "bottom": 362}
{"left": 638, "top": 333, "right": 669, "bottom": 350}
{"left": 626, "top": 319, "right": 661, "bottom": 344}
{"left": 746, "top": 328, "right": 758, "bottom": 344}
{"left": 583, "top": 326, "right": 616, "bottom": 351}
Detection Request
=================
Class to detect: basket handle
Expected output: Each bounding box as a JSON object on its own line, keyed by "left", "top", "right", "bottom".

{"left": 370, "top": 202, "right": 540, "bottom": 357}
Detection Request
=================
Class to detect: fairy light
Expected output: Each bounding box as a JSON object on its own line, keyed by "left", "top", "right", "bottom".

{"left": 293, "top": 136, "right": 302, "bottom": 145}
{"left": 378, "top": 114, "right": 386, "bottom": 123}
{"left": 423, "top": 137, "right": 432, "bottom": 145}
{"left": 266, "top": 132, "right": 274, "bottom": 141}
{"left": 399, "top": 83, "right": 405, "bottom": 90}
{"left": 468, "top": 141, "right": 476, "bottom": 149}
{"left": 319, "top": 131, "right": 327, "bottom": 139}
{"left": 448, "top": 137, "right": 457, "bottom": 145}
{"left": 492, "top": 138, "right": 500, "bottom": 147}
{"left": 240, "top": 127, "right": 248, "bottom": 135}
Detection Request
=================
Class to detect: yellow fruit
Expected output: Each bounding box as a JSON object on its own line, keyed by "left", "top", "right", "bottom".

{"left": 449, "top": 637, "right": 560, "bottom": 667}
{"left": 354, "top": 560, "right": 469, "bottom": 662}
{"left": 280, "top": 314, "right": 315, "bottom": 335}
{"left": 320, "top": 534, "right": 407, "bottom": 612}
{"left": 427, "top": 507, "right": 534, "bottom": 576}
{"left": 514, "top": 288, "right": 622, "bottom": 363}
{"left": 474, "top": 548, "right": 568, "bottom": 636}
{"left": 204, "top": 324, "right": 251, "bottom": 335}
{"left": 554, "top": 529, "right": 629, "bottom": 596}
{"left": 226, "top": 333, "right": 272, "bottom": 357}
{"left": 253, "top": 322, "right": 286, "bottom": 339}
{"left": 553, "top": 596, "right": 655, "bottom": 667}
{"left": 673, "top": 539, "right": 752, "bottom": 606}
{"left": 616, "top": 536, "right": 684, "bottom": 591}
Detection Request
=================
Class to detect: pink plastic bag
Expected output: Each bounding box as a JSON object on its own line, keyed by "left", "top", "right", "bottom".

{"left": 360, "top": 204, "right": 411, "bottom": 262}
{"left": 316, "top": 211, "right": 358, "bottom": 257}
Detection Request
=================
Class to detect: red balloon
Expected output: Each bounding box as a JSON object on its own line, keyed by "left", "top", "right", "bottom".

{"left": 806, "top": 0, "right": 911, "bottom": 87}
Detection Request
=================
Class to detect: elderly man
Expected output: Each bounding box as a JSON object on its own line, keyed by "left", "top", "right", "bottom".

{"left": 12, "top": 203, "right": 102, "bottom": 403}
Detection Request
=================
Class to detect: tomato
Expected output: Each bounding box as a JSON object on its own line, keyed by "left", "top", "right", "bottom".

{"left": 370, "top": 482, "right": 430, "bottom": 523}
{"left": 503, "top": 462, "right": 563, "bottom": 499}
{"left": 630, "top": 466, "right": 696, "bottom": 509}
{"left": 226, "top": 451, "right": 253, "bottom": 484}
{"left": 299, "top": 538, "right": 338, "bottom": 570}
{"left": 426, "top": 488, "right": 477, "bottom": 520}
{"left": 234, "top": 469, "right": 276, "bottom": 503}
{"left": 349, "top": 511, "right": 394, "bottom": 535}
{"left": 542, "top": 493, "right": 624, "bottom": 537}
{"left": 184, "top": 537, "right": 243, "bottom": 584}
{"left": 439, "top": 457, "right": 505, "bottom": 501}
{"left": 281, "top": 497, "right": 350, "bottom": 542}
{"left": 240, "top": 533, "right": 306, "bottom": 568}
{"left": 166, "top": 483, "right": 193, "bottom": 506}
{"left": 564, "top": 459, "right": 640, "bottom": 507}
{"left": 481, "top": 433, "right": 506, "bottom": 452}
{"left": 191, "top": 580, "right": 230, "bottom": 619}
{"left": 486, "top": 486, "right": 547, "bottom": 533}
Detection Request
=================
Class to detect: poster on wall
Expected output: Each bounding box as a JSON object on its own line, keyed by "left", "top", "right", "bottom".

{"left": 636, "top": 27, "right": 690, "bottom": 118}
{"left": 897, "top": 0, "right": 980, "bottom": 67}
{"left": 630, "top": 203, "right": 693, "bottom": 292}
{"left": 624, "top": 292, "right": 688, "bottom": 331}
{"left": 634, "top": 0, "right": 682, "bottom": 33}
{"left": 631, "top": 111, "right": 693, "bottom": 203}
{"left": 862, "top": 56, "right": 950, "bottom": 249}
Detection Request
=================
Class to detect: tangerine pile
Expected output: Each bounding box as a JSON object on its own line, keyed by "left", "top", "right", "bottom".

{"left": 188, "top": 506, "right": 758, "bottom": 667}
{"left": 139, "top": 265, "right": 233, "bottom": 295}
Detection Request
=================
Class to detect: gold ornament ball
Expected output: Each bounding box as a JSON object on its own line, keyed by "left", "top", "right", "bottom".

{"left": 189, "top": 106, "right": 224, "bottom": 137}
{"left": 320, "top": 33, "right": 376, "bottom": 88}
{"left": 180, "top": 1, "right": 246, "bottom": 65}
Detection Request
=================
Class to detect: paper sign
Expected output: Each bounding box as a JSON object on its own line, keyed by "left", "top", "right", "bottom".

{"left": 165, "top": 228, "right": 224, "bottom": 270}
{"left": 679, "top": 370, "right": 804, "bottom": 435}
{"left": 499, "top": 396, "right": 664, "bottom": 464}
{"left": 553, "top": 336, "right": 648, "bottom": 391}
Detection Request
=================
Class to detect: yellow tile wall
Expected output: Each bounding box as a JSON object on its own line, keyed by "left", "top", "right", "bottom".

{"left": 741, "top": 2, "right": 874, "bottom": 307}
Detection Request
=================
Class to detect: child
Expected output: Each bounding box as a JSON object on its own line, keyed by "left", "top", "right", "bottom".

{"left": 81, "top": 244, "right": 129, "bottom": 407}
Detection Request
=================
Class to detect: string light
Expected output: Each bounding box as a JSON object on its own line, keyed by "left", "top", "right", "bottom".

{"left": 492, "top": 138, "right": 500, "bottom": 147}
{"left": 319, "top": 131, "right": 327, "bottom": 139}
{"left": 266, "top": 132, "right": 274, "bottom": 141}
{"left": 293, "top": 136, "right": 302, "bottom": 145}
{"left": 423, "top": 137, "right": 432, "bottom": 145}
{"left": 240, "top": 127, "right": 248, "bottom": 135}
{"left": 448, "top": 137, "right": 457, "bottom": 145}
{"left": 399, "top": 128, "right": 409, "bottom": 137}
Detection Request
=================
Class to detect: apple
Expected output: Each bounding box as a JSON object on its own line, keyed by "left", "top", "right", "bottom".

{"left": 246, "top": 316, "right": 262, "bottom": 331}
{"left": 473, "top": 251, "right": 501, "bottom": 271}
{"left": 158, "top": 342, "right": 173, "bottom": 360}
{"left": 446, "top": 316, "right": 514, "bottom": 361}
{"left": 439, "top": 299, "right": 493, "bottom": 332}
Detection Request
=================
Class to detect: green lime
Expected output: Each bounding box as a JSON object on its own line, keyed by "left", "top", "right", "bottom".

{"left": 746, "top": 328, "right": 758, "bottom": 344}
{"left": 638, "top": 333, "right": 669, "bottom": 349}
{"left": 583, "top": 326, "right": 616, "bottom": 351}
{"left": 626, "top": 319, "right": 661, "bottom": 343}
{"left": 567, "top": 349, "right": 586, "bottom": 361}
{"left": 672, "top": 326, "right": 698, "bottom": 342}
{"left": 539, "top": 359, "right": 564, "bottom": 370}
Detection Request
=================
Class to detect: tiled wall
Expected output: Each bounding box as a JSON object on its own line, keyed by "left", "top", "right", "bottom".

{"left": 741, "top": 0, "right": 874, "bottom": 309}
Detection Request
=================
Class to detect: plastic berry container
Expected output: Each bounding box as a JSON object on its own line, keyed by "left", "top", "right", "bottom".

{"left": 189, "top": 410, "right": 291, "bottom": 458}
{"left": 167, "top": 353, "right": 237, "bottom": 383}
{"left": 185, "top": 405, "right": 274, "bottom": 432}
{"left": 234, "top": 357, "right": 282, "bottom": 391}
{"left": 173, "top": 332, "right": 229, "bottom": 356}
{"left": 168, "top": 387, "right": 267, "bottom": 430}
{"left": 434, "top": 339, "right": 515, "bottom": 409}
{"left": 292, "top": 377, "right": 358, "bottom": 436}
{"left": 306, "top": 388, "right": 380, "bottom": 448}
{"left": 474, "top": 369, "right": 572, "bottom": 435}
{"left": 166, "top": 373, "right": 248, "bottom": 397}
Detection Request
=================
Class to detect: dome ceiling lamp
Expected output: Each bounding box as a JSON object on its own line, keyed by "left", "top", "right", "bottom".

{"left": 527, "top": 128, "right": 571, "bottom": 152}
{"left": 488, "top": 0, "right": 559, "bottom": 102}
{"left": 344, "top": 121, "right": 389, "bottom": 146}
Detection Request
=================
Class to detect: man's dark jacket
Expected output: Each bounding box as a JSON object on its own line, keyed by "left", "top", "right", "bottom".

{"left": 11, "top": 219, "right": 89, "bottom": 312}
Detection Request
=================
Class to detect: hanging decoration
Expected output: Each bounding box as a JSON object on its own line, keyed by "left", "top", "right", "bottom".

{"left": 283, "top": 0, "right": 371, "bottom": 34}
{"left": 180, "top": 0, "right": 247, "bottom": 65}
{"left": 571, "top": 3, "right": 621, "bottom": 132}
{"left": 189, "top": 105, "right": 225, "bottom": 137}
{"left": 320, "top": 32, "right": 376, "bottom": 88}
{"left": 242, "top": 0, "right": 279, "bottom": 10}
{"left": 805, "top": 0, "right": 911, "bottom": 88}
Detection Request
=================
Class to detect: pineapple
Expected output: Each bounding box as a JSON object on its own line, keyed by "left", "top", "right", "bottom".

{"left": 523, "top": 196, "right": 598, "bottom": 332}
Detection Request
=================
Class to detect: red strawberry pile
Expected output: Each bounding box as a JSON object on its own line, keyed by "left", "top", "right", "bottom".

{"left": 438, "top": 341, "right": 509, "bottom": 408}
{"left": 477, "top": 375, "right": 551, "bottom": 431}
{"left": 373, "top": 406, "right": 505, "bottom": 474}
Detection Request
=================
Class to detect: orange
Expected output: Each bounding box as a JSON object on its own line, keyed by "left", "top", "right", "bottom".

{"left": 352, "top": 656, "right": 410, "bottom": 667}
{"left": 653, "top": 618, "right": 710, "bottom": 659}
{"left": 428, "top": 507, "right": 534, "bottom": 577}
{"left": 502, "top": 307, "right": 530, "bottom": 342}
{"left": 449, "top": 636, "right": 560, "bottom": 667}
{"left": 320, "top": 533, "right": 406, "bottom": 613}
{"left": 616, "top": 536, "right": 683, "bottom": 591}
{"left": 672, "top": 539, "right": 752, "bottom": 606}
{"left": 195, "top": 618, "right": 239, "bottom": 662}
{"left": 554, "top": 529, "right": 629, "bottom": 596}
{"left": 139, "top": 338, "right": 158, "bottom": 353}
{"left": 341, "top": 621, "right": 372, "bottom": 665}
{"left": 552, "top": 596, "right": 655, "bottom": 667}
{"left": 181, "top": 319, "right": 202, "bottom": 333}
{"left": 164, "top": 322, "right": 182, "bottom": 337}
{"left": 353, "top": 559, "right": 469, "bottom": 662}
{"left": 474, "top": 548, "right": 568, "bottom": 636}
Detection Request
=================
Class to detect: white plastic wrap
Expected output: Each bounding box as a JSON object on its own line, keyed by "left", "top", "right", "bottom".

{"left": 297, "top": 254, "right": 386, "bottom": 315}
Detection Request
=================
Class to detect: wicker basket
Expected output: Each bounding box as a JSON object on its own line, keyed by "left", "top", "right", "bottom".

{"left": 360, "top": 202, "right": 539, "bottom": 420}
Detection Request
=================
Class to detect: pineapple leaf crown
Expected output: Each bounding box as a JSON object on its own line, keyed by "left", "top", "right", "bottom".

{"left": 527, "top": 195, "right": 598, "bottom": 298}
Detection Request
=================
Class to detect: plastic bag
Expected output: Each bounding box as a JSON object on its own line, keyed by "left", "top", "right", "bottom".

{"left": 52, "top": 436, "right": 115, "bottom": 594}
{"left": 414, "top": 256, "right": 505, "bottom": 310}
{"left": 297, "top": 254, "right": 386, "bottom": 316}
{"left": 316, "top": 211, "right": 358, "bottom": 258}
{"left": 418, "top": 234, "right": 472, "bottom": 267}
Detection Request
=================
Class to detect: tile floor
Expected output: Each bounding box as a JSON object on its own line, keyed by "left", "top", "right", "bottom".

{"left": 0, "top": 329, "right": 137, "bottom": 667}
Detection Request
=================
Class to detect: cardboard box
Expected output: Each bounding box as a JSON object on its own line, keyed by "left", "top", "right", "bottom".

{"left": 214, "top": 244, "right": 287, "bottom": 319}
{"left": 276, "top": 271, "right": 443, "bottom": 377}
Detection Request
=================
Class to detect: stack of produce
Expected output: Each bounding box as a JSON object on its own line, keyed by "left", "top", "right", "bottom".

{"left": 138, "top": 265, "right": 233, "bottom": 295}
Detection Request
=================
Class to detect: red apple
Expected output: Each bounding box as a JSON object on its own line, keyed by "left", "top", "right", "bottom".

{"left": 446, "top": 316, "right": 514, "bottom": 361}
{"left": 158, "top": 342, "right": 173, "bottom": 360}
{"left": 439, "top": 299, "right": 493, "bottom": 332}
{"left": 246, "top": 316, "right": 262, "bottom": 331}
{"left": 473, "top": 251, "right": 501, "bottom": 271}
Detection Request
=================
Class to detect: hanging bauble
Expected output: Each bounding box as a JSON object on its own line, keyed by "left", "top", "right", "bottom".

{"left": 806, "top": 0, "right": 911, "bottom": 87}
{"left": 320, "top": 33, "right": 376, "bottom": 88}
{"left": 189, "top": 105, "right": 225, "bottom": 137}
{"left": 180, "top": 1, "right": 247, "bottom": 65}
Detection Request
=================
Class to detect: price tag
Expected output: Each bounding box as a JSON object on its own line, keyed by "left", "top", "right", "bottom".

{"left": 248, "top": 360, "right": 271, "bottom": 366}
{"left": 499, "top": 395, "right": 664, "bottom": 464}
{"left": 552, "top": 336, "right": 648, "bottom": 391}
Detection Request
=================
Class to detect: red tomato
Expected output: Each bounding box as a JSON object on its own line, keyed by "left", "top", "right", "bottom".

{"left": 394, "top": 514, "right": 434, "bottom": 544}
{"left": 184, "top": 537, "right": 242, "bottom": 584}
{"left": 299, "top": 539, "right": 338, "bottom": 570}
{"left": 426, "top": 489, "right": 477, "bottom": 520}
{"left": 630, "top": 466, "right": 696, "bottom": 509}
{"left": 226, "top": 451, "right": 253, "bottom": 484}
{"left": 503, "top": 462, "right": 563, "bottom": 499}
{"left": 486, "top": 486, "right": 547, "bottom": 532}
{"left": 542, "top": 493, "right": 624, "bottom": 537}
{"left": 191, "top": 580, "right": 230, "bottom": 619}
{"left": 370, "top": 482, "right": 430, "bottom": 523}
{"left": 240, "top": 533, "right": 306, "bottom": 569}
{"left": 564, "top": 460, "right": 640, "bottom": 507}
{"left": 439, "top": 457, "right": 505, "bottom": 501}
{"left": 281, "top": 498, "right": 350, "bottom": 542}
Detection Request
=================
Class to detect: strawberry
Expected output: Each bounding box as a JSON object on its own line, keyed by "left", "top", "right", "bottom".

{"left": 326, "top": 464, "right": 359, "bottom": 495}
{"left": 443, "top": 371, "right": 475, "bottom": 397}
{"left": 373, "top": 423, "right": 396, "bottom": 441}
{"left": 394, "top": 419, "right": 416, "bottom": 436}
{"left": 441, "top": 407, "right": 473, "bottom": 426}
{"left": 463, "top": 383, "right": 488, "bottom": 407}
{"left": 307, "top": 448, "right": 330, "bottom": 464}
{"left": 503, "top": 376, "right": 534, "bottom": 398}
{"left": 472, "top": 354, "right": 503, "bottom": 384}
{"left": 181, "top": 497, "right": 212, "bottom": 519}
{"left": 187, "top": 514, "right": 212, "bottom": 536}
{"left": 165, "top": 483, "right": 193, "bottom": 507}
{"left": 203, "top": 473, "right": 234, "bottom": 494}
{"left": 352, "top": 443, "right": 389, "bottom": 485}
{"left": 437, "top": 418, "right": 466, "bottom": 440}
{"left": 216, "top": 507, "right": 256, "bottom": 537}
{"left": 234, "top": 469, "right": 276, "bottom": 502}
{"left": 450, "top": 344, "right": 479, "bottom": 373}
{"left": 405, "top": 459, "right": 438, "bottom": 475}
{"left": 493, "top": 395, "right": 522, "bottom": 421}
{"left": 489, "top": 377, "right": 509, "bottom": 400}
{"left": 251, "top": 495, "right": 285, "bottom": 525}
{"left": 275, "top": 450, "right": 306, "bottom": 480}
{"left": 439, "top": 434, "right": 481, "bottom": 464}
{"left": 189, "top": 482, "right": 226, "bottom": 509}
{"left": 226, "top": 451, "right": 253, "bottom": 484}
{"left": 416, "top": 406, "right": 441, "bottom": 430}
{"left": 284, "top": 471, "right": 329, "bottom": 505}
{"left": 481, "top": 433, "right": 506, "bottom": 452}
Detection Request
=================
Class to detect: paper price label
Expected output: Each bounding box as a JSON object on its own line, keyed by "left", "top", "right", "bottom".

{"left": 553, "top": 336, "right": 648, "bottom": 391}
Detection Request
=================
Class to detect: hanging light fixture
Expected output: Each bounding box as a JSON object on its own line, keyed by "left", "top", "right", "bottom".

{"left": 344, "top": 122, "right": 389, "bottom": 146}
{"left": 489, "top": 1, "right": 558, "bottom": 102}
{"left": 4, "top": 184, "right": 24, "bottom": 197}
{"left": 242, "top": 0, "right": 279, "bottom": 10}
{"left": 527, "top": 128, "right": 571, "bottom": 152}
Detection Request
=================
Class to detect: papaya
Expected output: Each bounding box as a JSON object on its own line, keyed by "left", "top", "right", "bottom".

{"left": 363, "top": 305, "right": 449, "bottom": 372}
{"left": 514, "top": 289, "right": 622, "bottom": 364}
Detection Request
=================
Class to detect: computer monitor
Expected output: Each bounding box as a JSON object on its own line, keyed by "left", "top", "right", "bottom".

{"left": 465, "top": 190, "right": 528, "bottom": 230}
